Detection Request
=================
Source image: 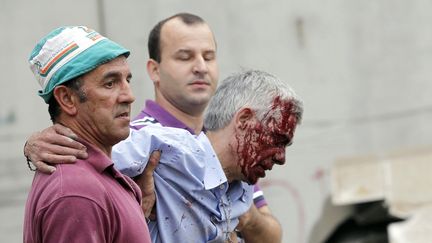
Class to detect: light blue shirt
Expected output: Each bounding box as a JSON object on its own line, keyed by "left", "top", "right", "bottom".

{"left": 113, "top": 124, "right": 253, "bottom": 243}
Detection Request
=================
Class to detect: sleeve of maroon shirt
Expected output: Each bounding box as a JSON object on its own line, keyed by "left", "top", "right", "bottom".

{"left": 35, "top": 197, "right": 111, "bottom": 242}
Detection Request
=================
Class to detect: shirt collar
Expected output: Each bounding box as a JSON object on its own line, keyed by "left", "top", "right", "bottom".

{"left": 196, "top": 132, "right": 228, "bottom": 190}
{"left": 138, "top": 100, "right": 197, "bottom": 134}
{"left": 78, "top": 139, "right": 142, "bottom": 201}
{"left": 77, "top": 138, "right": 114, "bottom": 173}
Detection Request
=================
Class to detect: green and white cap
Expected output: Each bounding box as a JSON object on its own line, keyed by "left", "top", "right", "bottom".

{"left": 29, "top": 26, "right": 130, "bottom": 103}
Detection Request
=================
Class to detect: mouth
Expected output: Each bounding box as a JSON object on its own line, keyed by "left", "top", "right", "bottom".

{"left": 189, "top": 80, "right": 210, "bottom": 87}
{"left": 255, "top": 165, "right": 266, "bottom": 178}
{"left": 116, "top": 111, "right": 130, "bottom": 120}
{"left": 260, "top": 160, "right": 275, "bottom": 171}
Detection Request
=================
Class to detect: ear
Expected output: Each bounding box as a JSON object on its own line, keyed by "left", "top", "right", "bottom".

{"left": 235, "top": 107, "right": 255, "bottom": 130}
{"left": 146, "top": 59, "right": 160, "bottom": 85}
{"left": 52, "top": 86, "right": 78, "bottom": 116}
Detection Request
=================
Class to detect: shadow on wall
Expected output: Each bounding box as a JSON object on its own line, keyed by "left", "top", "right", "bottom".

{"left": 320, "top": 200, "right": 403, "bottom": 243}
{"left": 308, "top": 196, "right": 353, "bottom": 243}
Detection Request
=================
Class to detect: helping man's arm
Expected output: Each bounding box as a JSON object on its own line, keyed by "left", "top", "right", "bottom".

{"left": 24, "top": 124, "right": 88, "bottom": 173}
{"left": 133, "top": 150, "right": 160, "bottom": 219}
{"left": 236, "top": 204, "right": 282, "bottom": 243}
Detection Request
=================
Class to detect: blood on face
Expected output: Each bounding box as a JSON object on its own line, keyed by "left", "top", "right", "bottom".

{"left": 235, "top": 96, "right": 298, "bottom": 184}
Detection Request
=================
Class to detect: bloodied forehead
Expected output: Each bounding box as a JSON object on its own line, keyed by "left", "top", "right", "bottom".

{"left": 261, "top": 96, "right": 298, "bottom": 139}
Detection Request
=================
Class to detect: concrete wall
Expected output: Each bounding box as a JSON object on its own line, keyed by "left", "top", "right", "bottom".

{"left": 2, "top": 0, "right": 432, "bottom": 242}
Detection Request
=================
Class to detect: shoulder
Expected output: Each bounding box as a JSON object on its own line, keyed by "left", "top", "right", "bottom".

{"left": 130, "top": 115, "right": 160, "bottom": 130}
{"left": 115, "top": 125, "right": 193, "bottom": 152}
{"left": 31, "top": 161, "right": 111, "bottom": 208}
{"left": 31, "top": 195, "right": 113, "bottom": 243}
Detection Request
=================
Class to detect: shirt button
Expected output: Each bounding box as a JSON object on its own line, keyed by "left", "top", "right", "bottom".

{"left": 220, "top": 184, "right": 225, "bottom": 190}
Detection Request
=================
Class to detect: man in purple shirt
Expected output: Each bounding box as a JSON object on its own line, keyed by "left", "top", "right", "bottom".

{"left": 24, "top": 13, "right": 282, "bottom": 242}
{"left": 24, "top": 26, "right": 150, "bottom": 243}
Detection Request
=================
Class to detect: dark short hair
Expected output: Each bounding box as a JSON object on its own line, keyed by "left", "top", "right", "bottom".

{"left": 48, "top": 77, "right": 87, "bottom": 123}
{"left": 148, "top": 13, "right": 205, "bottom": 62}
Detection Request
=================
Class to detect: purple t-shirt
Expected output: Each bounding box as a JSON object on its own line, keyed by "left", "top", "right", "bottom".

{"left": 23, "top": 141, "right": 151, "bottom": 243}
{"left": 133, "top": 100, "right": 268, "bottom": 208}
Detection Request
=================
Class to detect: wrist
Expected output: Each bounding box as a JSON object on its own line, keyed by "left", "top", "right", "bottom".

{"left": 24, "top": 141, "right": 36, "bottom": 172}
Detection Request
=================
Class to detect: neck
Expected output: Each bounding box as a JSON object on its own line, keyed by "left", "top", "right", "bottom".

{"left": 206, "top": 130, "right": 236, "bottom": 183}
{"left": 57, "top": 120, "right": 112, "bottom": 157}
{"left": 155, "top": 97, "right": 205, "bottom": 135}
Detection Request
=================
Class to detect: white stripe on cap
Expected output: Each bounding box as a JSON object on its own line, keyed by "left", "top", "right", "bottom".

{"left": 29, "top": 26, "right": 106, "bottom": 90}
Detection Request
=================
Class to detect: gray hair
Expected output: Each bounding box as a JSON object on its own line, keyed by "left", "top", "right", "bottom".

{"left": 204, "top": 70, "right": 303, "bottom": 131}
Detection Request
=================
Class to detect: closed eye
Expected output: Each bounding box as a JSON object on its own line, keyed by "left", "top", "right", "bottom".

{"left": 275, "top": 134, "right": 292, "bottom": 147}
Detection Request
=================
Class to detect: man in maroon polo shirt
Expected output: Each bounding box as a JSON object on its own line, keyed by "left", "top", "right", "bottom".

{"left": 24, "top": 26, "right": 151, "bottom": 243}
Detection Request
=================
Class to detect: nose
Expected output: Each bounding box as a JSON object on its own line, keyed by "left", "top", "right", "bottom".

{"left": 192, "top": 56, "right": 208, "bottom": 75}
{"left": 119, "top": 80, "right": 135, "bottom": 104}
{"left": 273, "top": 149, "right": 286, "bottom": 165}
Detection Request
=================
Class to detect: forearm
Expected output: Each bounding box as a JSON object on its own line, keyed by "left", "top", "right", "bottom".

{"left": 23, "top": 124, "right": 87, "bottom": 173}
{"left": 240, "top": 206, "right": 282, "bottom": 243}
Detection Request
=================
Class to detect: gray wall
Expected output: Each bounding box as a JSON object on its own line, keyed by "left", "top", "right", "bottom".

{"left": 2, "top": 0, "right": 432, "bottom": 242}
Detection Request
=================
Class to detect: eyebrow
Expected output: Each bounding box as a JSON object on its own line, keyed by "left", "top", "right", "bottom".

{"left": 276, "top": 132, "right": 292, "bottom": 145}
{"left": 175, "top": 48, "right": 216, "bottom": 54}
{"left": 175, "top": 49, "right": 193, "bottom": 55}
{"left": 102, "top": 71, "right": 132, "bottom": 80}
